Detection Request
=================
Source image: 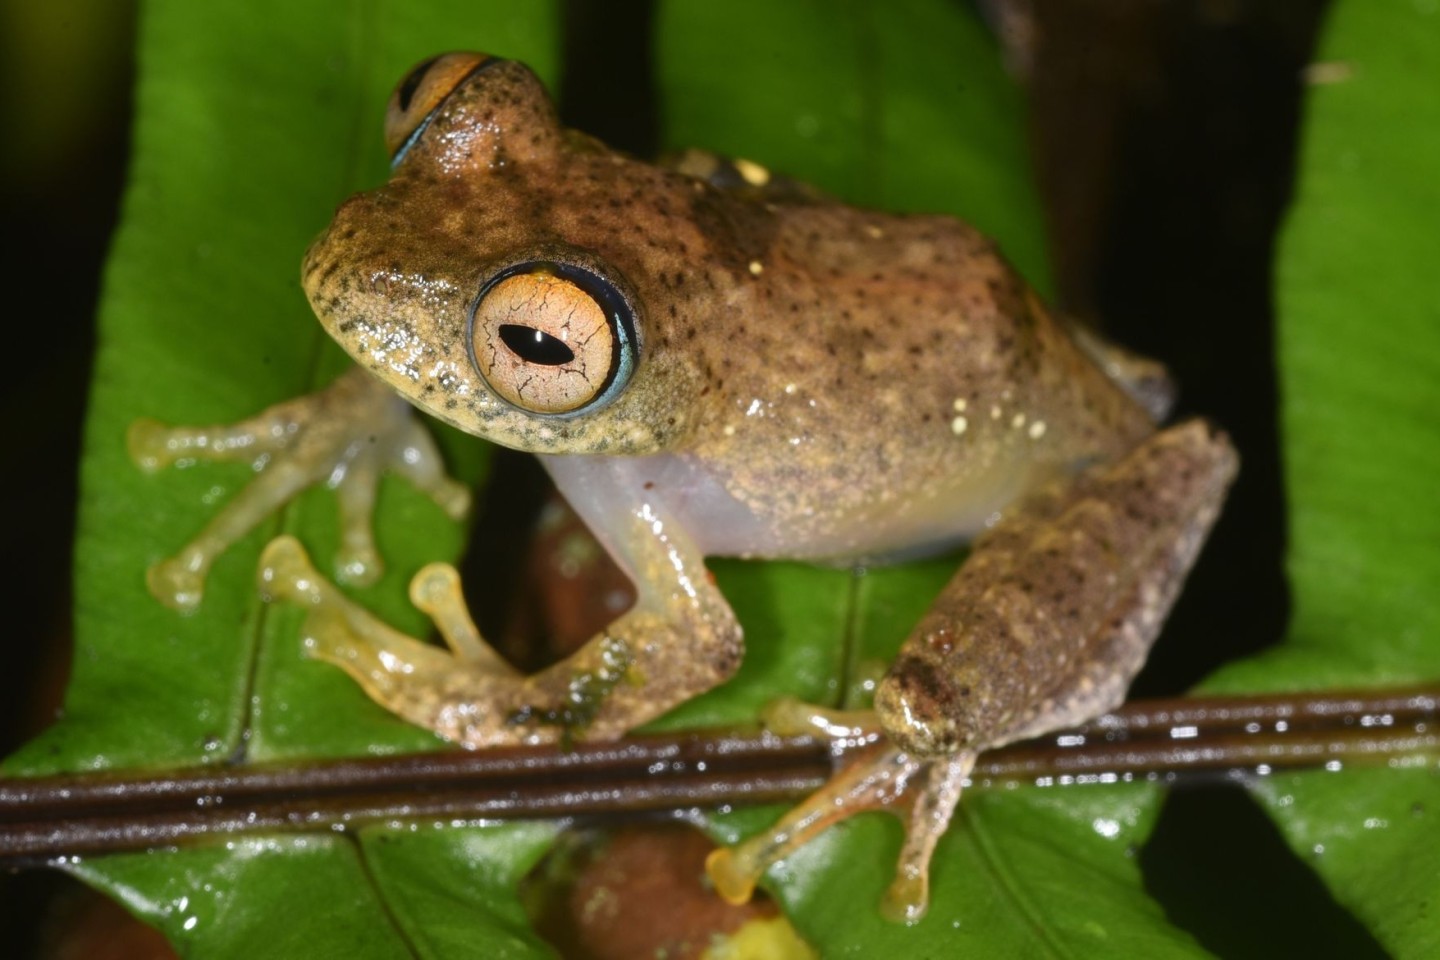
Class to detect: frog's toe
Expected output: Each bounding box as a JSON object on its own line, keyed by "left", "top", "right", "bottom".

{"left": 146, "top": 553, "right": 207, "bottom": 612}
{"left": 259, "top": 535, "right": 545, "bottom": 743}
{"left": 334, "top": 544, "right": 382, "bottom": 587}
{"left": 707, "top": 744, "right": 971, "bottom": 924}
{"left": 429, "top": 477, "right": 472, "bottom": 521}
{"left": 127, "top": 418, "right": 171, "bottom": 472}
{"left": 759, "top": 696, "right": 880, "bottom": 741}
{"left": 134, "top": 368, "right": 470, "bottom": 611}
{"left": 389, "top": 418, "right": 473, "bottom": 522}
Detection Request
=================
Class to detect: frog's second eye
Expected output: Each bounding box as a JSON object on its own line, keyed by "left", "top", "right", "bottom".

{"left": 384, "top": 52, "right": 493, "bottom": 162}
{"left": 470, "top": 263, "right": 638, "bottom": 416}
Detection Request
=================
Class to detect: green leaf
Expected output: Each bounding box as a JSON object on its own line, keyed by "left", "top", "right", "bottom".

{"left": 7, "top": 0, "right": 564, "bottom": 776}
{"left": 1202, "top": 2, "right": 1440, "bottom": 955}
{"left": 16, "top": 0, "right": 1436, "bottom": 954}
{"left": 9, "top": 0, "right": 1190, "bottom": 954}
{"left": 69, "top": 837, "right": 418, "bottom": 958}
{"left": 7, "top": 0, "right": 567, "bottom": 954}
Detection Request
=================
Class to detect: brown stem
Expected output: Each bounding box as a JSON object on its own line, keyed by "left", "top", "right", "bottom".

{"left": 2, "top": 684, "right": 1435, "bottom": 864}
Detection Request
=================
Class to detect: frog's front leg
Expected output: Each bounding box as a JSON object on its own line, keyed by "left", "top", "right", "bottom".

{"left": 260, "top": 465, "right": 743, "bottom": 747}
{"left": 129, "top": 368, "right": 470, "bottom": 610}
{"left": 710, "top": 419, "right": 1238, "bottom": 922}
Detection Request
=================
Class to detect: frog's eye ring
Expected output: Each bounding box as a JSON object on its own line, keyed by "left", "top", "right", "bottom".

{"left": 385, "top": 52, "right": 497, "bottom": 164}
{"left": 469, "top": 262, "right": 638, "bottom": 417}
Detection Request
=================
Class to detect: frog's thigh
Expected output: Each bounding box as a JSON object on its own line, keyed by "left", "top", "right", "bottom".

{"left": 878, "top": 418, "right": 1238, "bottom": 757}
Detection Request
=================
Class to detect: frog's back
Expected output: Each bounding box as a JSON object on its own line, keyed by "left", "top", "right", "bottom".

{"left": 643, "top": 190, "right": 1157, "bottom": 561}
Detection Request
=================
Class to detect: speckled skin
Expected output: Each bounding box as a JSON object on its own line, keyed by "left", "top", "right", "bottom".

{"left": 303, "top": 57, "right": 1155, "bottom": 561}
{"left": 294, "top": 53, "right": 1238, "bottom": 759}
{"left": 136, "top": 53, "right": 1239, "bottom": 919}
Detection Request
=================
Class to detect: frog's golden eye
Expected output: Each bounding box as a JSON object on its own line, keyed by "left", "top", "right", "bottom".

{"left": 469, "top": 262, "right": 638, "bottom": 417}
{"left": 385, "top": 52, "right": 494, "bottom": 163}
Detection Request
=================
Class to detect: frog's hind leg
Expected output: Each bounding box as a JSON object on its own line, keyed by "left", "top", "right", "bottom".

{"left": 711, "top": 419, "right": 1237, "bottom": 923}
{"left": 130, "top": 368, "right": 469, "bottom": 611}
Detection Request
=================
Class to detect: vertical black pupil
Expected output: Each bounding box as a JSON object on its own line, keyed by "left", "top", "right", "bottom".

{"left": 499, "top": 325, "right": 575, "bottom": 365}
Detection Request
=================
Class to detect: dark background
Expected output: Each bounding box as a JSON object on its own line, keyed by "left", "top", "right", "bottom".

{"left": 0, "top": 0, "right": 1388, "bottom": 956}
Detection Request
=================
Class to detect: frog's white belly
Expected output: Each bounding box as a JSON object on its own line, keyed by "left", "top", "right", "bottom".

{"left": 541, "top": 451, "right": 1032, "bottom": 565}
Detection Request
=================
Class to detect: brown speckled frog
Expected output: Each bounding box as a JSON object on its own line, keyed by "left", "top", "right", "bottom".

{"left": 130, "top": 53, "right": 1237, "bottom": 922}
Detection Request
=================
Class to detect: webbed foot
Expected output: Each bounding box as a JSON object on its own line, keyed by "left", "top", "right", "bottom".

{"left": 130, "top": 368, "right": 470, "bottom": 611}
{"left": 258, "top": 536, "right": 639, "bottom": 747}
{"left": 707, "top": 700, "right": 972, "bottom": 925}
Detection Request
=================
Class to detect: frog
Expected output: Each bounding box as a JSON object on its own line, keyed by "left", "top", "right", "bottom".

{"left": 129, "top": 52, "right": 1237, "bottom": 922}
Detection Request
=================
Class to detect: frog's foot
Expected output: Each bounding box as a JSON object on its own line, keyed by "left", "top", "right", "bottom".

{"left": 707, "top": 702, "right": 973, "bottom": 925}
{"left": 130, "top": 368, "right": 470, "bottom": 611}
{"left": 258, "top": 536, "right": 644, "bottom": 747}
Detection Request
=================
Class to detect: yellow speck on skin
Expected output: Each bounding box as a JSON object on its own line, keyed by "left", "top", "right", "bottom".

{"left": 1011, "top": 412, "right": 1026, "bottom": 429}
{"left": 1029, "top": 420, "right": 1047, "bottom": 439}
{"left": 952, "top": 398, "right": 967, "bottom": 412}
{"left": 990, "top": 404, "right": 1003, "bottom": 420}
{"left": 784, "top": 383, "right": 797, "bottom": 395}
{"left": 951, "top": 415, "right": 968, "bottom": 436}
{"left": 734, "top": 157, "right": 771, "bottom": 186}
{"left": 702, "top": 915, "right": 818, "bottom": 960}
{"left": 748, "top": 260, "right": 764, "bottom": 276}
{"left": 723, "top": 424, "right": 736, "bottom": 436}
{"left": 866, "top": 224, "right": 884, "bottom": 239}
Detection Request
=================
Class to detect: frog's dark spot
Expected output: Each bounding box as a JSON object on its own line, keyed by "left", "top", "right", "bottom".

{"left": 444, "top": 399, "right": 457, "bottom": 410}
{"left": 712, "top": 645, "right": 741, "bottom": 677}
{"left": 421, "top": 384, "right": 435, "bottom": 395}
{"left": 891, "top": 654, "right": 951, "bottom": 711}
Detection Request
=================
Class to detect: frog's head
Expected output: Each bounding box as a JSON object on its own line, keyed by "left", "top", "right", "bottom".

{"left": 302, "top": 53, "right": 708, "bottom": 457}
